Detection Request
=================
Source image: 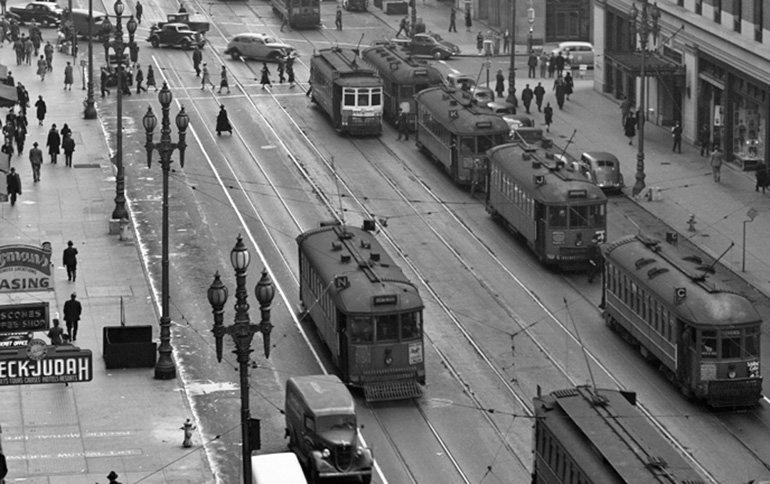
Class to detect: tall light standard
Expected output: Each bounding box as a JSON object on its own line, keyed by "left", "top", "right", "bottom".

{"left": 102, "top": 0, "right": 137, "bottom": 221}
{"left": 207, "top": 239, "right": 275, "bottom": 484}
{"left": 742, "top": 208, "right": 758, "bottom": 272}
{"left": 142, "top": 83, "right": 189, "bottom": 380}
{"left": 506, "top": 0, "right": 517, "bottom": 106}
{"left": 83, "top": 0, "right": 97, "bottom": 119}
{"left": 629, "top": 0, "right": 659, "bottom": 196}
{"left": 526, "top": 0, "right": 534, "bottom": 53}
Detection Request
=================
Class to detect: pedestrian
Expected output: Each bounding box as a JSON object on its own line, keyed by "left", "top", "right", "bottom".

{"left": 47, "top": 318, "right": 64, "bottom": 346}
{"left": 709, "top": 145, "right": 723, "bottom": 182}
{"left": 521, "top": 84, "right": 533, "bottom": 114}
{"left": 36, "top": 54, "right": 46, "bottom": 81}
{"left": 671, "top": 121, "right": 682, "bottom": 153}
{"left": 543, "top": 102, "right": 553, "bottom": 132}
{"left": 35, "top": 95, "right": 46, "bottom": 125}
{"left": 533, "top": 82, "right": 545, "bottom": 112}
{"left": 135, "top": 0, "right": 143, "bottom": 23}
{"left": 586, "top": 236, "right": 603, "bottom": 283}
{"left": 280, "top": 6, "right": 291, "bottom": 32}
{"left": 100, "top": 67, "right": 111, "bottom": 96}
{"left": 396, "top": 108, "right": 409, "bottom": 141}
{"left": 464, "top": 7, "right": 472, "bottom": 31}
{"left": 62, "top": 291, "right": 83, "bottom": 341}
{"left": 6, "top": 71, "right": 15, "bottom": 88}
{"left": 13, "top": 37, "right": 23, "bottom": 65}
{"left": 476, "top": 31, "right": 484, "bottom": 55}
{"left": 553, "top": 75, "right": 565, "bottom": 110}
{"left": 63, "top": 61, "right": 73, "bottom": 90}
{"left": 554, "top": 52, "right": 565, "bottom": 77}
{"left": 135, "top": 64, "right": 146, "bottom": 93}
{"left": 200, "top": 63, "right": 214, "bottom": 89}
{"left": 286, "top": 53, "right": 296, "bottom": 88}
{"left": 624, "top": 112, "right": 637, "bottom": 145}
{"left": 121, "top": 67, "right": 132, "bottom": 95}
{"left": 547, "top": 54, "right": 555, "bottom": 78}
{"left": 107, "top": 471, "right": 122, "bottom": 484}
{"left": 60, "top": 122, "right": 71, "bottom": 140}
{"left": 527, "top": 53, "right": 537, "bottom": 78}
{"left": 0, "top": 0, "right": 6, "bottom": 14}
{"left": 23, "top": 36, "right": 32, "bottom": 65}
{"left": 145, "top": 65, "right": 157, "bottom": 91}
{"left": 15, "top": 117, "right": 26, "bottom": 154}
{"left": 396, "top": 16, "right": 408, "bottom": 38}
{"left": 5, "top": 166, "right": 21, "bottom": 206}
{"left": 539, "top": 52, "right": 548, "bottom": 78}
{"left": 335, "top": 6, "right": 342, "bottom": 30}
{"left": 44, "top": 41, "right": 53, "bottom": 71}
{"left": 192, "top": 46, "right": 202, "bottom": 76}
{"left": 215, "top": 104, "right": 232, "bottom": 136}
{"left": 494, "top": 70, "right": 505, "bottom": 99}
{"left": 2, "top": 137, "right": 13, "bottom": 163}
{"left": 503, "top": 28, "right": 510, "bottom": 53}
{"left": 755, "top": 161, "right": 769, "bottom": 193}
{"left": 277, "top": 56, "right": 285, "bottom": 84}
{"left": 448, "top": 7, "right": 457, "bottom": 32}
{"left": 564, "top": 72, "right": 574, "bottom": 101}
{"left": 178, "top": 2, "right": 187, "bottom": 12}
{"left": 698, "top": 124, "right": 710, "bottom": 156}
{"left": 129, "top": 42, "right": 139, "bottom": 65}
{"left": 260, "top": 62, "right": 271, "bottom": 89}
{"left": 620, "top": 96, "right": 632, "bottom": 128}
{"left": 63, "top": 132, "right": 75, "bottom": 167}
{"left": 63, "top": 239, "right": 78, "bottom": 281}
{"left": 29, "top": 141, "right": 42, "bottom": 181}
{"left": 47, "top": 123, "right": 60, "bottom": 164}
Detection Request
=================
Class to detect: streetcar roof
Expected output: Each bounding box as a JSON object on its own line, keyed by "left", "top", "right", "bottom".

{"left": 602, "top": 234, "right": 762, "bottom": 328}
{"left": 286, "top": 375, "right": 356, "bottom": 416}
{"left": 361, "top": 45, "right": 444, "bottom": 85}
{"left": 414, "top": 86, "right": 510, "bottom": 135}
{"left": 312, "top": 48, "right": 382, "bottom": 87}
{"left": 535, "top": 386, "right": 706, "bottom": 484}
{"left": 296, "top": 225, "right": 423, "bottom": 314}
{"left": 487, "top": 143, "right": 607, "bottom": 204}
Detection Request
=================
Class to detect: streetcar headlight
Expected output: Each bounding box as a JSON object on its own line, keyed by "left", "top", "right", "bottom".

{"left": 322, "top": 448, "right": 331, "bottom": 458}
{"left": 728, "top": 364, "right": 736, "bottom": 379}
{"left": 575, "top": 232, "right": 583, "bottom": 247}
{"left": 356, "top": 446, "right": 364, "bottom": 456}
{"left": 384, "top": 349, "right": 393, "bottom": 366}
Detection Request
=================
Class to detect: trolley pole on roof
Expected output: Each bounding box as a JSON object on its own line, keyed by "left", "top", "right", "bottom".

{"left": 506, "top": 0, "right": 516, "bottom": 106}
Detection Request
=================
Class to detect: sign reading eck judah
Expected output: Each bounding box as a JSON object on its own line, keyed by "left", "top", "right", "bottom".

{"left": 0, "top": 302, "right": 50, "bottom": 333}
{"left": 0, "top": 244, "right": 54, "bottom": 293}
{"left": 0, "top": 346, "right": 93, "bottom": 385}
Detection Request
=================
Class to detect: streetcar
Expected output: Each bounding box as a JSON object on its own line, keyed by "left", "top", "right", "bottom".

{"left": 296, "top": 222, "right": 425, "bottom": 401}
{"left": 414, "top": 85, "right": 510, "bottom": 187}
{"left": 602, "top": 234, "right": 763, "bottom": 407}
{"left": 309, "top": 47, "right": 383, "bottom": 136}
{"left": 485, "top": 142, "right": 607, "bottom": 269}
{"left": 271, "top": 0, "right": 321, "bottom": 29}
{"left": 362, "top": 43, "right": 444, "bottom": 130}
{"left": 533, "top": 386, "right": 707, "bottom": 484}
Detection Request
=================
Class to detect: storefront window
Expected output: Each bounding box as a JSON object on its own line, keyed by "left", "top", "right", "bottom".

{"left": 732, "top": 97, "right": 765, "bottom": 164}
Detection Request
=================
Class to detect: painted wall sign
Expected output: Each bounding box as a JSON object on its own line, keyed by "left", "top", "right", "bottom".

{"left": 0, "top": 302, "right": 50, "bottom": 333}
{"left": 0, "top": 245, "right": 54, "bottom": 293}
{"left": 0, "top": 346, "right": 93, "bottom": 385}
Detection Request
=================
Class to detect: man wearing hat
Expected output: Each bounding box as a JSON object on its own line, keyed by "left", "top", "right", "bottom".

{"left": 63, "top": 240, "right": 78, "bottom": 282}
{"left": 107, "top": 471, "right": 122, "bottom": 483}
{"left": 63, "top": 291, "right": 82, "bottom": 341}
{"left": 29, "top": 140, "right": 42, "bottom": 182}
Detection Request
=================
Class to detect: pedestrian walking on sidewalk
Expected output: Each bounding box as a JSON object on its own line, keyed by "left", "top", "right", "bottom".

{"left": 671, "top": 121, "right": 682, "bottom": 153}
{"left": 396, "top": 16, "right": 408, "bottom": 38}
{"left": 201, "top": 63, "right": 214, "bottom": 89}
{"left": 63, "top": 61, "right": 73, "bottom": 90}
{"left": 564, "top": 72, "right": 573, "bottom": 101}
{"left": 620, "top": 96, "right": 631, "bottom": 128}
{"left": 494, "top": 70, "right": 504, "bottom": 99}
{"left": 107, "top": 471, "right": 122, "bottom": 484}
{"left": 553, "top": 75, "right": 565, "bottom": 109}
{"left": 709, "top": 145, "right": 723, "bottom": 182}
{"left": 44, "top": 41, "right": 53, "bottom": 71}
{"left": 35, "top": 95, "right": 46, "bottom": 125}
{"left": 539, "top": 52, "right": 548, "bottom": 78}
{"left": 60, "top": 123, "right": 71, "bottom": 140}
{"left": 277, "top": 56, "right": 287, "bottom": 84}
{"left": 335, "top": 6, "right": 342, "bottom": 30}
{"left": 521, "top": 84, "right": 533, "bottom": 114}
{"left": 135, "top": 0, "right": 143, "bottom": 23}
{"left": 215, "top": 104, "right": 232, "bottom": 136}
{"left": 63, "top": 292, "right": 82, "bottom": 341}
{"left": 5, "top": 166, "right": 21, "bottom": 206}
{"left": 46, "top": 123, "right": 60, "bottom": 163}
{"left": 63, "top": 240, "right": 78, "bottom": 281}
{"left": 476, "top": 32, "right": 483, "bottom": 55}
{"left": 503, "top": 29, "right": 510, "bottom": 54}
{"left": 15, "top": 116, "right": 26, "bottom": 154}
{"left": 464, "top": 6, "right": 472, "bottom": 31}
{"left": 260, "top": 62, "right": 271, "bottom": 89}
{"left": 698, "top": 124, "right": 710, "bottom": 156}
{"left": 23, "top": 36, "right": 32, "bottom": 65}
{"left": 543, "top": 102, "right": 553, "bottom": 132}
{"left": 193, "top": 46, "right": 202, "bottom": 76}
{"left": 36, "top": 55, "right": 46, "bottom": 81}
{"left": 533, "top": 82, "right": 545, "bottom": 112}
{"left": 29, "top": 141, "right": 42, "bottom": 181}
{"left": 554, "top": 53, "right": 565, "bottom": 77}
{"left": 135, "top": 64, "right": 146, "bottom": 93}
{"left": 396, "top": 109, "right": 409, "bottom": 141}
{"left": 448, "top": 8, "right": 457, "bottom": 32}
{"left": 100, "top": 67, "right": 110, "bottom": 96}
{"left": 62, "top": 132, "right": 75, "bottom": 167}
{"left": 527, "top": 53, "right": 537, "bottom": 78}
{"left": 286, "top": 53, "right": 296, "bottom": 88}
{"left": 755, "top": 161, "right": 769, "bottom": 193}
{"left": 146, "top": 65, "right": 157, "bottom": 91}
{"left": 47, "top": 318, "right": 64, "bottom": 345}
{"left": 218, "top": 65, "right": 230, "bottom": 93}
{"left": 624, "top": 111, "right": 637, "bottom": 145}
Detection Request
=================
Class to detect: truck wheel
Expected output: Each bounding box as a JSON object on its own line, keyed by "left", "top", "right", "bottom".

{"left": 180, "top": 38, "right": 191, "bottom": 50}
{"left": 150, "top": 37, "right": 160, "bottom": 48}
{"left": 432, "top": 50, "right": 445, "bottom": 60}
{"left": 229, "top": 49, "right": 241, "bottom": 60}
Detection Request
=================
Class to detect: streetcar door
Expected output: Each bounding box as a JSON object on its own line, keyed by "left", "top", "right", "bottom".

{"left": 679, "top": 326, "right": 694, "bottom": 387}
{"left": 338, "top": 312, "right": 350, "bottom": 382}
{"left": 535, "top": 203, "right": 547, "bottom": 256}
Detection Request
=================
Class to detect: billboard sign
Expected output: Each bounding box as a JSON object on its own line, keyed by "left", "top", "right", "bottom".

{"left": 0, "top": 302, "right": 50, "bottom": 333}
{"left": 0, "top": 343, "right": 93, "bottom": 385}
{"left": 0, "top": 245, "right": 54, "bottom": 293}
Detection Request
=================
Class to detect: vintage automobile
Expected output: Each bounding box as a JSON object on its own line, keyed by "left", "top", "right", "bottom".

{"left": 155, "top": 12, "right": 209, "bottom": 34}
{"left": 551, "top": 41, "right": 595, "bottom": 68}
{"left": 445, "top": 73, "right": 494, "bottom": 104}
{"left": 147, "top": 23, "right": 205, "bottom": 49}
{"left": 580, "top": 151, "right": 625, "bottom": 192}
{"left": 224, "top": 33, "right": 295, "bottom": 61}
{"left": 285, "top": 375, "right": 373, "bottom": 484}
{"left": 9, "top": 2, "right": 62, "bottom": 26}
{"left": 390, "top": 32, "right": 460, "bottom": 59}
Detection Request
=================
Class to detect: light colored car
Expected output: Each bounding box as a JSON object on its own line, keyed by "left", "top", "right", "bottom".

{"left": 580, "top": 151, "right": 624, "bottom": 192}
{"left": 225, "top": 33, "right": 295, "bottom": 61}
{"left": 445, "top": 73, "right": 494, "bottom": 104}
{"left": 551, "top": 41, "right": 594, "bottom": 68}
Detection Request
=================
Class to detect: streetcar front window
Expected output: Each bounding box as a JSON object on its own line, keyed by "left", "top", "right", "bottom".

{"left": 344, "top": 89, "right": 356, "bottom": 107}
{"left": 722, "top": 334, "right": 742, "bottom": 359}
{"left": 745, "top": 328, "right": 759, "bottom": 357}
{"left": 477, "top": 135, "right": 496, "bottom": 153}
{"left": 350, "top": 316, "right": 373, "bottom": 343}
{"left": 549, "top": 206, "right": 568, "bottom": 228}
{"left": 459, "top": 136, "right": 475, "bottom": 153}
{"left": 701, "top": 330, "right": 717, "bottom": 359}
{"left": 401, "top": 312, "right": 422, "bottom": 340}
{"left": 589, "top": 204, "right": 605, "bottom": 227}
{"left": 358, "top": 90, "right": 370, "bottom": 106}
{"left": 568, "top": 205, "right": 589, "bottom": 228}
{"left": 375, "top": 314, "right": 399, "bottom": 342}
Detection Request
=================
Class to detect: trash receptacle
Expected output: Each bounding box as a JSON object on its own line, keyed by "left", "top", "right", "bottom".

{"left": 484, "top": 39, "right": 493, "bottom": 56}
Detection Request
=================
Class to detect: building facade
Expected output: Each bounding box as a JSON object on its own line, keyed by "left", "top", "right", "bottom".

{"left": 594, "top": 0, "right": 770, "bottom": 170}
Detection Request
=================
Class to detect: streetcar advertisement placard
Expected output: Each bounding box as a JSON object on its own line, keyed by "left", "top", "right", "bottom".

{"left": 0, "top": 244, "right": 54, "bottom": 293}
{"left": 0, "top": 345, "right": 93, "bottom": 385}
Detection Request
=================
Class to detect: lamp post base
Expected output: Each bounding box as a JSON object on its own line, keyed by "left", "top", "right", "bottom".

{"left": 154, "top": 356, "right": 176, "bottom": 380}
{"left": 84, "top": 99, "right": 97, "bottom": 119}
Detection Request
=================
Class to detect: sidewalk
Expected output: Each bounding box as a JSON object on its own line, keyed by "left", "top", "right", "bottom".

{"left": 0, "top": 35, "right": 213, "bottom": 484}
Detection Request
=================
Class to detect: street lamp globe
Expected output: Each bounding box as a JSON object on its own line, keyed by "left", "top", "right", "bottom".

{"left": 207, "top": 271, "right": 228, "bottom": 309}
{"left": 159, "top": 83, "right": 173, "bottom": 106}
{"left": 142, "top": 106, "right": 157, "bottom": 132}
{"left": 176, "top": 107, "right": 189, "bottom": 131}
{"left": 255, "top": 269, "right": 275, "bottom": 305}
{"left": 230, "top": 236, "right": 250, "bottom": 271}
{"left": 114, "top": 0, "right": 124, "bottom": 16}
{"left": 126, "top": 15, "right": 137, "bottom": 35}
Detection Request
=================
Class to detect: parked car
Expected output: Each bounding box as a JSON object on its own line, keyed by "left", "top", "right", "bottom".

{"left": 580, "top": 151, "right": 624, "bottom": 192}
{"left": 391, "top": 32, "right": 460, "bottom": 59}
{"left": 70, "top": 8, "right": 110, "bottom": 38}
{"left": 285, "top": 375, "right": 373, "bottom": 484}
{"left": 147, "top": 23, "right": 205, "bottom": 49}
{"left": 445, "top": 73, "right": 494, "bottom": 104}
{"left": 9, "top": 2, "right": 62, "bottom": 26}
{"left": 551, "top": 41, "right": 595, "bottom": 68}
{"left": 224, "top": 33, "right": 295, "bottom": 61}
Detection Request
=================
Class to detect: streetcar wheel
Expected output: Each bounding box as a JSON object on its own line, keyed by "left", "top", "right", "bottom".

{"left": 150, "top": 37, "right": 160, "bottom": 48}
{"left": 230, "top": 50, "right": 241, "bottom": 60}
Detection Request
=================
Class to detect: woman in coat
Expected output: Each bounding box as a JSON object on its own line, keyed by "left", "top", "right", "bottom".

{"left": 260, "top": 63, "right": 271, "bottom": 89}
{"left": 624, "top": 111, "right": 637, "bottom": 145}
{"left": 215, "top": 105, "right": 232, "bottom": 136}
{"left": 46, "top": 123, "right": 60, "bottom": 164}
{"left": 755, "top": 162, "right": 769, "bottom": 193}
{"left": 34, "top": 95, "right": 46, "bottom": 125}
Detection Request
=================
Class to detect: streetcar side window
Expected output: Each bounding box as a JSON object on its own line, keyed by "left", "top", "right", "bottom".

{"left": 350, "top": 316, "right": 374, "bottom": 343}
{"left": 401, "top": 312, "right": 422, "bottom": 340}
{"left": 745, "top": 328, "right": 759, "bottom": 357}
{"left": 721, "top": 333, "right": 742, "bottom": 359}
{"left": 372, "top": 89, "right": 382, "bottom": 106}
{"left": 701, "top": 331, "right": 717, "bottom": 358}
{"left": 588, "top": 204, "right": 605, "bottom": 227}
{"left": 375, "top": 314, "right": 399, "bottom": 342}
{"left": 549, "top": 206, "right": 568, "bottom": 228}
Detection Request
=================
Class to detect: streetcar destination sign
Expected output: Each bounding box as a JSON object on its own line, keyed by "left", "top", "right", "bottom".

{"left": 0, "top": 345, "right": 93, "bottom": 385}
{"left": 0, "top": 302, "right": 50, "bottom": 333}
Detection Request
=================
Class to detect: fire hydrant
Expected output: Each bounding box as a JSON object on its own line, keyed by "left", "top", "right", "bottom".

{"left": 686, "top": 214, "right": 697, "bottom": 232}
{"left": 181, "top": 418, "right": 196, "bottom": 448}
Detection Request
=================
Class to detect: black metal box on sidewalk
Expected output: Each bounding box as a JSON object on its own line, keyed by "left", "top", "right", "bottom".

{"left": 383, "top": 1, "right": 408, "bottom": 14}
{"left": 102, "top": 326, "right": 157, "bottom": 369}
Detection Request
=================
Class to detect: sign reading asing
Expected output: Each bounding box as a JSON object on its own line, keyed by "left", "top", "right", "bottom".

{"left": 0, "top": 346, "right": 93, "bottom": 385}
{"left": 0, "top": 302, "right": 50, "bottom": 333}
{"left": 0, "top": 244, "right": 54, "bottom": 293}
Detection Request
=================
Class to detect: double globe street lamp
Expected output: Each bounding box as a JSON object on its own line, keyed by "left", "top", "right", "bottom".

{"left": 208, "top": 237, "right": 276, "bottom": 484}
{"left": 142, "top": 83, "right": 189, "bottom": 380}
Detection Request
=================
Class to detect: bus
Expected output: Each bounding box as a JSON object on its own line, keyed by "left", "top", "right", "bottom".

{"left": 271, "top": 0, "right": 321, "bottom": 29}
{"left": 414, "top": 85, "right": 510, "bottom": 187}
{"left": 310, "top": 47, "right": 383, "bottom": 136}
{"left": 362, "top": 43, "right": 444, "bottom": 130}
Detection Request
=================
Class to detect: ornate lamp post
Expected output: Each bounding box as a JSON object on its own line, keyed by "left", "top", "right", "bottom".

{"left": 102, "top": 0, "right": 137, "bottom": 221}
{"left": 629, "top": 0, "right": 660, "bottom": 196}
{"left": 506, "top": 0, "right": 517, "bottom": 106}
{"left": 208, "top": 238, "right": 275, "bottom": 484}
{"left": 526, "top": 1, "right": 534, "bottom": 53}
{"left": 83, "top": 0, "right": 97, "bottom": 119}
{"left": 142, "top": 83, "right": 189, "bottom": 380}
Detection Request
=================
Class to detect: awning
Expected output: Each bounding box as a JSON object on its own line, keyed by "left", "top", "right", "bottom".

{"left": 605, "top": 51, "right": 684, "bottom": 77}
{"left": 0, "top": 84, "right": 18, "bottom": 108}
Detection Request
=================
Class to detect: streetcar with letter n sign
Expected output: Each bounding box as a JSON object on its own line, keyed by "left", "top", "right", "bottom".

{"left": 271, "top": 0, "right": 320, "bottom": 29}
{"left": 601, "top": 234, "right": 763, "bottom": 407}
{"left": 296, "top": 222, "right": 424, "bottom": 401}
{"left": 485, "top": 140, "right": 607, "bottom": 269}
{"left": 414, "top": 85, "right": 509, "bottom": 187}
{"left": 309, "top": 47, "right": 383, "bottom": 136}
{"left": 361, "top": 43, "right": 444, "bottom": 130}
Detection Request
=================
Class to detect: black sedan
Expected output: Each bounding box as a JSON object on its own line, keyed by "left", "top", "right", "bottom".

{"left": 8, "top": 2, "right": 63, "bottom": 26}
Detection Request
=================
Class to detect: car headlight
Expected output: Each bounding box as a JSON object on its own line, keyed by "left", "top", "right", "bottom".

{"left": 356, "top": 446, "right": 364, "bottom": 456}
{"left": 322, "top": 448, "right": 331, "bottom": 458}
